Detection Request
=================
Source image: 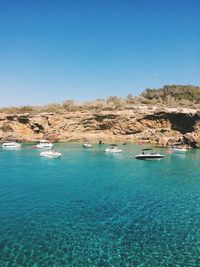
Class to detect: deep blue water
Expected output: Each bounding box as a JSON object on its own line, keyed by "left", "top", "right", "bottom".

{"left": 0, "top": 143, "right": 200, "bottom": 267}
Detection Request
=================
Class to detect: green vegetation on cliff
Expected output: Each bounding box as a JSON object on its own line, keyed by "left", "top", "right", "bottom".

{"left": 142, "top": 85, "right": 200, "bottom": 103}
{"left": 1, "top": 84, "right": 200, "bottom": 114}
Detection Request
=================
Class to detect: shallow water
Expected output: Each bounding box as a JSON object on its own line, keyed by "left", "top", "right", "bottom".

{"left": 0, "top": 143, "right": 200, "bottom": 266}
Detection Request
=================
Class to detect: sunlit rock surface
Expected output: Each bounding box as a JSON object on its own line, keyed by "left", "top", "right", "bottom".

{"left": 0, "top": 107, "right": 200, "bottom": 147}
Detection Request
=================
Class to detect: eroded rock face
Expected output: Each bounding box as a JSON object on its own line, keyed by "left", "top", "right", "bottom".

{"left": 142, "top": 112, "right": 198, "bottom": 134}
{"left": 183, "top": 120, "right": 200, "bottom": 147}
{"left": 0, "top": 108, "right": 200, "bottom": 147}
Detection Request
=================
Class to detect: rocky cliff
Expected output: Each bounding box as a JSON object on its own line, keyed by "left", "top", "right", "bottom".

{"left": 1, "top": 107, "right": 200, "bottom": 147}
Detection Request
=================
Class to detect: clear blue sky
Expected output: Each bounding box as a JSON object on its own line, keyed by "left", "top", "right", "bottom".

{"left": 0, "top": 0, "right": 200, "bottom": 107}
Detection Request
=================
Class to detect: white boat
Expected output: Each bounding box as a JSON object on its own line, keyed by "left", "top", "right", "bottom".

{"left": 105, "top": 144, "right": 122, "bottom": 153}
{"left": 36, "top": 140, "right": 54, "bottom": 149}
{"left": 135, "top": 148, "right": 164, "bottom": 160}
{"left": 2, "top": 142, "right": 21, "bottom": 149}
{"left": 171, "top": 146, "right": 188, "bottom": 153}
{"left": 40, "top": 150, "right": 62, "bottom": 159}
{"left": 82, "top": 143, "right": 92, "bottom": 148}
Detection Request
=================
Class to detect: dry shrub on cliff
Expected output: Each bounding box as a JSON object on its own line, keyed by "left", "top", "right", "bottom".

{"left": 105, "top": 96, "right": 126, "bottom": 110}
{"left": 41, "top": 103, "right": 62, "bottom": 113}
{"left": 1, "top": 84, "right": 200, "bottom": 114}
{"left": 20, "top": 105, "right": 36, "bottom": 113}
{"left": 126, "top": 94, "right": 141, "bottom": 105}
{"left": 62, "top": 100, "right": 78, "bottom": 111}
{"left": 0, "top": 105, "right": 35, "bottom": 114}
{"left": 79, "top": 100, "right": 105, "bottom": 111}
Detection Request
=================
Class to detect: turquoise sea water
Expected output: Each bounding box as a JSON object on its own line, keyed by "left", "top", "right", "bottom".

{"left": 0, "top": 143, "right": 200, "bottom": 267}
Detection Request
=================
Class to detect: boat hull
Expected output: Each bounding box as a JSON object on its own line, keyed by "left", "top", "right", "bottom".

{"left": 105, "top": 148, "right": 122, "bottom": 153}
{"left": 82, "top": 144, "right": 92, "bottom": 148}
{"left": 2, "top": 142, "right": 21, "bottom": 149}
{"left": 40, "top": 151, "right": 61, "bottom": 159}
{"left": 135, "top": 154, "right": 164, "bottom": 160}
{"left": 36, "top": 144, "right": 53, "bottom": 149}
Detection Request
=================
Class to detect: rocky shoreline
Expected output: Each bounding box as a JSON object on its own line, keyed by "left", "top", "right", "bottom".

{"left": 1, "top": 107, "right": 200, "bottom": 147}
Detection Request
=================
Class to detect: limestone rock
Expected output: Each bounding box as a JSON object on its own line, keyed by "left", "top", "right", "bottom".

{"left": 0, "top": 108, "right": 200, "bottom": 147}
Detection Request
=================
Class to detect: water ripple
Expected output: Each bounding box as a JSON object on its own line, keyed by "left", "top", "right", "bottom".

{"left": 0, "top": 144, "right": 200, "bottom": 266}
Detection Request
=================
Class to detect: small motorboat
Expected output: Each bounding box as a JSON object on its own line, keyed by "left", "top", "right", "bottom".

{"left": 171, "top": 146, "right": 188, "bottom": 153}
{"left": 40, "top": 150, "right": 62, "bottom": 159}
{"left": 105, "top": 144, "right": 122, "bottom": 153}
{"left": 2, "top": 142, "right": 21, "bottom": 149}
{"left": 135, "top": 148, "right": 164, "bottom": 160}
{"left": 82, "top": 143, "right": 92, "bottom": 148}
{"left": 36, "top": 140, "right": 54, "bottom": 149}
